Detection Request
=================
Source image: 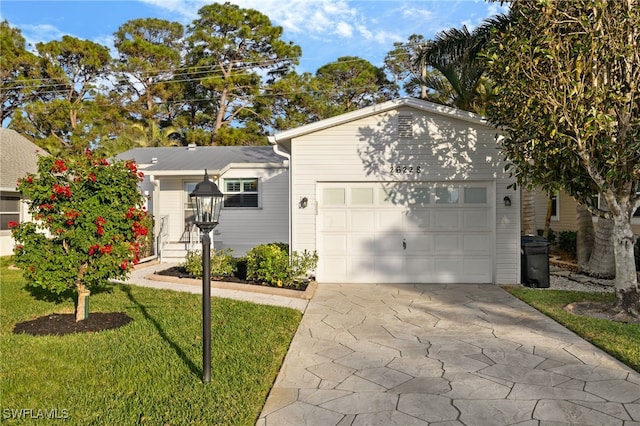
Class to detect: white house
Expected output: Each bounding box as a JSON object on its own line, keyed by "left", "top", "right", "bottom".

{"left": 0, "top": 129, "right": 48, "bottom": 256}
{"left": 269, "top": 98, "right": 520, "bottom": 284}
{"left": 117, "top": 145, "right": 289, "bottom": 261}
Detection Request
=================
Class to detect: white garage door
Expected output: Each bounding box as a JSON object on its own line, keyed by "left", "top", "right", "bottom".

{"left": 317, "top": 182, "right": 494, "bottom": 283}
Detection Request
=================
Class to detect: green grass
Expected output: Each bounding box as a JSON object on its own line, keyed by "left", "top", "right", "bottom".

{"left": 0, "top": 257, "right": 301, "bottom": 425}
{"left": 503, "top": 286, "right": 640, "bottom": 373}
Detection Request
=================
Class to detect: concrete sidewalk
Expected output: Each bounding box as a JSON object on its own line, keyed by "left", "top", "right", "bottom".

{"left": 258, "top": 283, "right": 640, "bottom": 426}
{"left": 117, "top": 262, "right": 309, "bottom": 312}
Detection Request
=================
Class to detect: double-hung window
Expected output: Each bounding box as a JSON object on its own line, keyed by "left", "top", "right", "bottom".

{"left": 0, "top": 192, "right": 21, "bottom": 232}
{"left": 223, "top": 178, "right": 259, "bottom": 208}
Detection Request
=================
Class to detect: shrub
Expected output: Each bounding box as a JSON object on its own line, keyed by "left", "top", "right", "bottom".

{"left": 182, "top": 249, "right": 236, "bottom": 278}
{"left": 210, "top": 248, "right": 236, "bottom": 276}
{"left": 245, "top": 243, "right": 318, "bottom": 288}
{"left": 290, "top": 250, "right": 319, "bottom": 282}
{"left": 558, "top": 231, "right": 577, "bottom": 256}
{"left": 245, "top": 244, "right": 289, "bottom": 286}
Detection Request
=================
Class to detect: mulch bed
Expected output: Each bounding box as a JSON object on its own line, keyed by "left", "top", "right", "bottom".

{"left": 156, "top": 266, "right": 309, "bottom": 291}
{"left": 13, "top": 312, "right": 133, "bottom": 336}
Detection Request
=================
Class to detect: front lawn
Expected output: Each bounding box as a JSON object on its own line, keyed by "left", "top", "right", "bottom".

{"left": 503, "top": 286, "right": 640, "bottom": 373}
{"left": 0, "top": 257, "right": 301, "bottom": 425}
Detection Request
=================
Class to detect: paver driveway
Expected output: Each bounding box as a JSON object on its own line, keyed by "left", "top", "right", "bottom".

{"left": 258, "top": 283, "right": 640, "bottom": 425}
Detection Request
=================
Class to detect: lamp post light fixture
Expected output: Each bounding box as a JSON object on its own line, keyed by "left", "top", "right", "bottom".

{"left": 189, "top": 170, "right": 224, "bottom": 383}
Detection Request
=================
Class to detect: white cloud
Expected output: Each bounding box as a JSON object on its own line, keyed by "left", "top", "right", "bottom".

{"left": 139, "top": 0, "right": 366, "bottom": 39}
{"left": 335, "top": 22, "right": 353, "bottom": 38}
{"left": 19, "top": 23, "right": 65, "bottom": 50}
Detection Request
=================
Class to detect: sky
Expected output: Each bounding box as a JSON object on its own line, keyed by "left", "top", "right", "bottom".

{"left": 1, "top": 0, "right": 507, "bottom": 74}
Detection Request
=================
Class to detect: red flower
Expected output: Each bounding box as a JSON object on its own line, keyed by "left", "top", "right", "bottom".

{"left": 65, "top": 210, "right": 80, "bottom": 219}
{"left": 39, "top": 203, "right": 54, "bottom": 210}
{"left": 8, "top": 221, "right": 19, "bottom": 228}
{"left": 132, "top": 222, "right": 148, "bottom": 238}
{"left": 125, "top": 161, "right": 137, "bottom": 174}
{"left": 52, "top": 159, "right": 68, "bottom": 173}
{"left": 66, "top": 220, "right": 74, "bottom": 226}
{"left": 87, "top": 172, "right": 97, "bottom": 182}
{"left": 89, "top": 244, "right": 100, "bottom": 255}
{"left": 96, "top": 217, "right": 106, "bottom": 225}
{"left": 52, "top": 184, "right": 72, "bottom": 197}
{"left": 120, "top": 259, "right": 129, "bottom": 270}
{"left": 96, "top": 225, "right": 104, "bottom": 236}
{"left": 100, "top": 245, "right": 112, "bottom": 254}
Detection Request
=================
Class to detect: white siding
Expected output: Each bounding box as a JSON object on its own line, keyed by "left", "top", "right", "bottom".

{"left": 215, "top": 167, "right": 289, "bottom": 255}
{"left": 290, "top": 107, "right": 519, "bottom": 284}
{"left": 153, "top": 167, "right": 288, "bottom": 256}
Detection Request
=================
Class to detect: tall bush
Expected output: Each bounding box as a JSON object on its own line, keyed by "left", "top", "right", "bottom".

{"left": 245, "top": 243, "right": 318, "bottom": 288}
{"left": 10, "top": 151, "right": 151, "bottom": 321}
{"left": 245, "top": 244, "right": 290, "bottom": 286}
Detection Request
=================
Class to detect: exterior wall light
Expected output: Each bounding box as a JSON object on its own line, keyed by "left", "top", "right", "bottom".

{"left": 503, "top": 196, "right": 512, "bottom": 207}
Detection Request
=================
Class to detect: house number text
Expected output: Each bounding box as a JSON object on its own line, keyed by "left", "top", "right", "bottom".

{"left": 390, "top": 165, "right": 422, "bottom": 174}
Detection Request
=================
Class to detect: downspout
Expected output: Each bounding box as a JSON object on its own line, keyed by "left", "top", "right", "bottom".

{"left": 149, "top": 175, "right": 162, "bottom": 262}
{"left": 269, "top": 136, "right": 293, "bottom": 255}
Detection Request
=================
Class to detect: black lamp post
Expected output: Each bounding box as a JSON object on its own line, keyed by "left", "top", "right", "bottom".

{"left": 189, "top": 170, "right": 224, "bottom": 383}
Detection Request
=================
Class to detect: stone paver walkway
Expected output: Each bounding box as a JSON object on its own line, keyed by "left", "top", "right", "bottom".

{"left": 257, "top": 283, "right": 640, "bottom": 426}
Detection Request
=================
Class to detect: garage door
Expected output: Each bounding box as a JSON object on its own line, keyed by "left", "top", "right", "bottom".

{"left": 317, "top": 182, "right": 494, "bottom": 283}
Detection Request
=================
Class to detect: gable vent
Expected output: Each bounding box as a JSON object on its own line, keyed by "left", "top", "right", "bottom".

{"left": 398, "top": 114, "right": 413, "bottom": 138}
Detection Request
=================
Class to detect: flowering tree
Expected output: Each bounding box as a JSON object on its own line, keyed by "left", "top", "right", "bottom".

{"left": 10, "top": 151, "right": 152, "bottom": 322}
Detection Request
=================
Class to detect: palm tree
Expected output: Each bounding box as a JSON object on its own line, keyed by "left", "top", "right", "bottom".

{"left": 416, "top": 13, "right": 511, "bottom": 114}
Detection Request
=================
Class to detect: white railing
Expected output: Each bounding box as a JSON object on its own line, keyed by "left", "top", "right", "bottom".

{"left": 188, "top": 223, "right": 200, "bottom": 252}
{"left": 157, "top": 215, "right": 169, "bottom": 263}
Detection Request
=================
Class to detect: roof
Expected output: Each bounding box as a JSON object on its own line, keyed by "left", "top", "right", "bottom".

{"left": 0, "top": 128, "right": 49, "bottom": 191}
{"left": 268, "top": 97, "right": 491, "bottom": 153}
{"left": 116, "top": 145, "right": 286, "bottom": 176}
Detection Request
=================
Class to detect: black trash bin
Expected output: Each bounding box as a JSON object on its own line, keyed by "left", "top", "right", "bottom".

{"left": 521, "top": 236, "right": 550, "bottom": 288}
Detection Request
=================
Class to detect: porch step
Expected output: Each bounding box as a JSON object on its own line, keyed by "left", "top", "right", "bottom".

{"left": 159, "top": 242, "right": 193, "bottom": 262}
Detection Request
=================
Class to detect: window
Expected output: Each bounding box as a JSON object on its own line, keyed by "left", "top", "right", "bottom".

{"left": 0, "top": 192, "right": 21, "bottom": 231}
{"left": 224, "top": 178, "right": 259, "bottom": 208}
{"left": 323, "top": 188, "right": 345, "bottom": 206}
{"left": 464, "top": 187, "right": 487, "bottom": 204}
{"left": 435, "top": 187, "right": 459, "bottom": 204}
{"left": 351, "top": 188, "right": 373, "bottom": 205}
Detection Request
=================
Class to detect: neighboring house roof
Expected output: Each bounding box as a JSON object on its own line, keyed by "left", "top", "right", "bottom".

{"left": 116, "top": 145, "right": 287, "bottom": 176}
{"left": 0, "top": 128, "right": 49, "bottom": 191}
{"left": 268, "top": 97, "right": 492, "bottom": 153}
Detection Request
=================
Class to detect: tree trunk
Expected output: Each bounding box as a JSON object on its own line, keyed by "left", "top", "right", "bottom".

{"left": 75, "top": 263, "right": 90, "bottom": 322}
{"left": 522, "top": 189, "right": 536, "bottom": 235}
{"left": 611, "top": 213, "right": 639, "bottom": 317}
{"left": 542, "top": 193, "right": 553, "bottom": 239}
{"left": 585, "top": 217, "right": 615, "bottom": 278}
{"left": 75, "top": 282, "right": 90, "bottom": 322}
{"left": 576, "top": 203, "right": 594, "bottom": 271}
